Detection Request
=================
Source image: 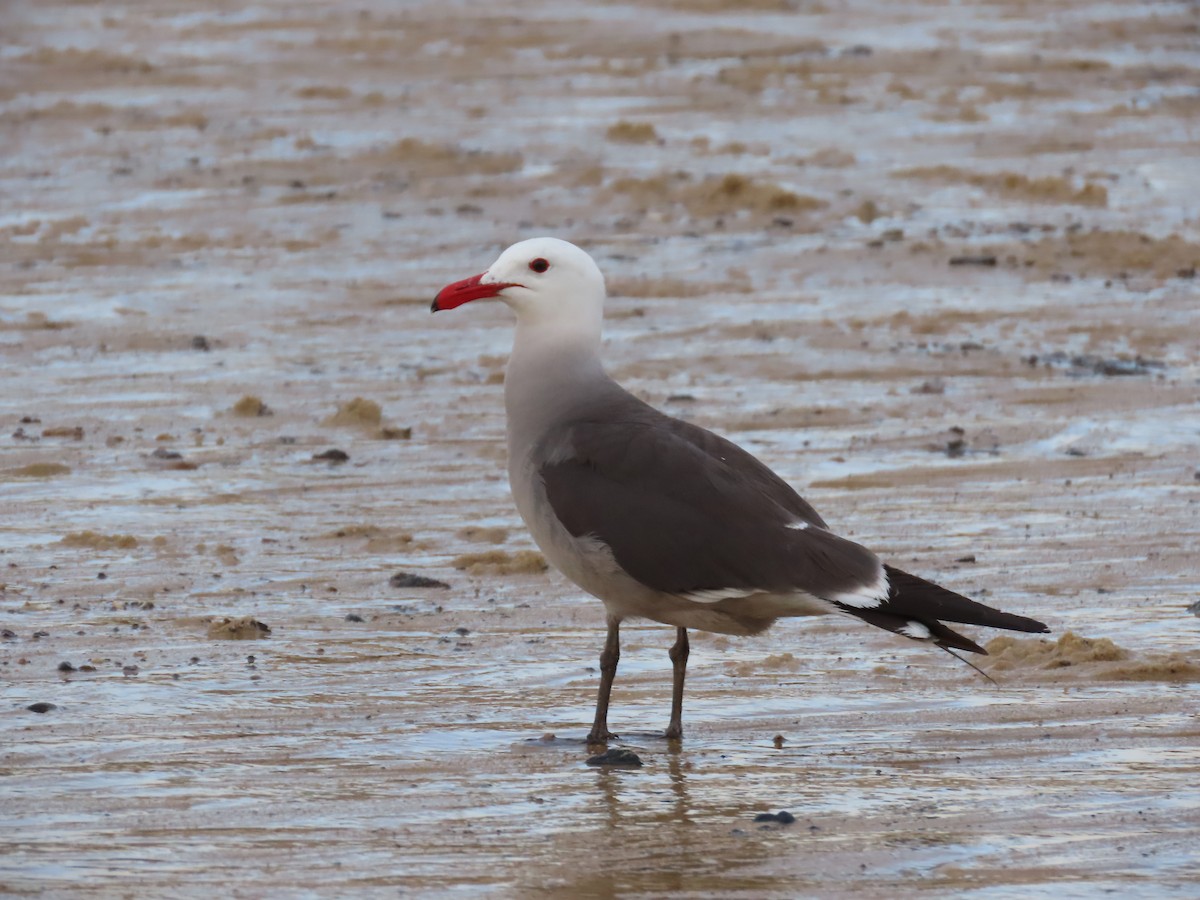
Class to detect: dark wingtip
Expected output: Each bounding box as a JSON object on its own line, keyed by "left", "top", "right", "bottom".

{"left": 430, "top": 298, "right": 440, "bottom": 313}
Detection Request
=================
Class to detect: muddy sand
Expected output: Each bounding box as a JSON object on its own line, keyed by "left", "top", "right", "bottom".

{"left": 3, "top": 0, "right": 1199, "bottom": 896}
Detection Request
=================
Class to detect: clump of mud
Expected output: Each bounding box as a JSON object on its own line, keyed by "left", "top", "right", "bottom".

{"left": 321, "top": 397, "right": 410, "bottom": 439}
{"left": 231, "top": 395, "right": 273, "bottom": 417}
{"left": 985, "top": 632, "right": 1200, "bottom": 682}
{"left": 609, "top": 172, "right": 826, "bottom": 221}
{"left": 42, "top": 426, "right": 84, "bottom": 439}
{"left": 15, "top": 312, "right": 74, "bottom": 330}
{"left": 60, "top": 531, "right": 138, "bottom": 550}
{"left": 368, "top": 531, "right": 415, "bottom": 553}
{"left": 727, "top": 652, "right": 805, "bottom": 677}
{"left": 5, "top": 463, "right": 71, "bottom": 478}
{"left": 323, "top": 397, "right": 381, "bottom": 429}
{"left": 456, "top": 525, "right": 509, "bottom": 544}
{"left": 209, "top": 544, "right": 240, "bottom": 566}
{"left": 330, "top": 525, "right": 412, "bottom": 552}
{"left": 295, "top": 85, "right": 352, "bottom": 100}
{"left": 606, "top": 121, "right": 659, "bottom": 143}
{"left": 322, "top": 525, "right": 381, "bottom": 539}
{"left": 607, "top": 274, "right": 751, "bottom": 298}
{"left": 207, "top": 617, "right": 271, "bottom": 640}
{"left": 373, "top": 138, "right": 522, "bottom": 176}
{"left": 996, "top": 230, "right": 1200, "bottom": 279}
{"left": 895, "top": 165, "right": 1108, "bottom": 206}
{"left": 451, "top": 549, "right": 548, "bottom": 575}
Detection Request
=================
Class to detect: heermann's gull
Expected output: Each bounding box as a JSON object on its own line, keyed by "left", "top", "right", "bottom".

{"left": 432, "top": 237, "right": 1049, "bottom": 743}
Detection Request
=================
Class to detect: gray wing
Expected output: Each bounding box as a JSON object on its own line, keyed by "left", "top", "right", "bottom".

{"left": 655, "top": 414, "right": 829, "bottom": 530}
{"left": 539, "top": 409, "right": 1050, "bottom": 654}
{"left": 539, "top": 416, "right": 878, "bottom": 599}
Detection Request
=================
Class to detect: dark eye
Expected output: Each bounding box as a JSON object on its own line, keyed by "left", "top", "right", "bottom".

{"left": 529, "top": 257, "right": 550, "bottom": 273}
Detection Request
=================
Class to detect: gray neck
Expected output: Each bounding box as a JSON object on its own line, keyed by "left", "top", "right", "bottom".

{"left": 505, "top": 320, "right": 610, "bottom": 459}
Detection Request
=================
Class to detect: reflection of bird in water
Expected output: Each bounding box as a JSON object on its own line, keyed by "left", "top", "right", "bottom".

{"left": 434, "top": 237, "right": 1050, "bottom": 743}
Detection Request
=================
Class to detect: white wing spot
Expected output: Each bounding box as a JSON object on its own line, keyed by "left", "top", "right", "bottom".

{"left": 827, "top": 567, "right": 890, "bottom": 609}
{"left": 682, "top": 587, "right": 759, "bottom": 604}
{"left": 898, "top": 621, "right": 932, "bottom": 640}
{"left": 785, "top": 520, "right": 810, "bottom": 531}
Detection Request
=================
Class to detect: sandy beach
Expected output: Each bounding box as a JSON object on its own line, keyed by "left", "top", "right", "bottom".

{"left": 3, "top": 0, "right": 1199, "bottom": 895}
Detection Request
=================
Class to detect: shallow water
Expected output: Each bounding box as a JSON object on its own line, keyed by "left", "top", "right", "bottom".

{"left": 3, "top": 0, "right": 1200, "bottom": 895}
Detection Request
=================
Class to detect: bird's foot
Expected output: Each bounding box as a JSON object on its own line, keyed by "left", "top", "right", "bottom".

{"left": 586, "top": 729, "right": 619, "bottom": 745}
{"left": 664, "top": 723, "right": 683, "bottom": 741}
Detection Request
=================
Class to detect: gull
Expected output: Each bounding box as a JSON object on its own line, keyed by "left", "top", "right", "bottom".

{"left": 432, "top": 237, "right": 1048, "bottom": 742}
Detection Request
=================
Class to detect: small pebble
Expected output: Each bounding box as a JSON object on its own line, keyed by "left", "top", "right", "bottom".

{"left": 754, "top": 811, "right": 796, "bottom": 824}
{"left": 586, "top": 748, "right": 644, "bottom": 768}
{"left": 27, "top": 702, "right": 56, "bottom": 713}
{"left": 57, "top": 661, "right": 76, "bottom": 672}
{"left": 345, "top": 613, "right": 365, "bottom": 623}
{"left": 313, "top": 448, "right": 349, "bottom": 463}
{"left": 389, "top": 572, "right": 450, "bottom": 589}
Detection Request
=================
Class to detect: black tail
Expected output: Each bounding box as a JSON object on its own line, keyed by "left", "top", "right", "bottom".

{"left": 881, "top": 565, "right": 1048, "bottom": 635}
{"left": 833, "top": 564, "right": 1049, "bottom": 657}
{"left": 843, "top": 606, "right": 989, "bottom": 653}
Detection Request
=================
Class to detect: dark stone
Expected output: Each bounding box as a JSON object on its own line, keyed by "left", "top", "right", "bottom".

{"left": 313, "top": 448, "right": 349, "bottom": 462}
{"left": 754, "top": 811, "right": 796, "bottom": 824}
{"left": 191, "top": 335, "right": 211, "bottom": 351}
{"left": 151, "top": 447, "right": 183, "bottom": 460}
{"left": 1069, "top": 354, "right": 1164, "bottom": 377}
{"left": 948, "top": 255, "right": 997, "bottom": 267}
{"left": 586, "top": 748, "right": 643, "bottom": 768}
{"left": 57, "top": 661, "right": 76, "bottom": 672}
{"left": 345, "top": 613, "right": 365, "bottom": 623}
{"left": 27, "top": 702, "right": 56, "bottom": 713}
{"left": 389, "top": 572, "right": 450, "bottom": 589}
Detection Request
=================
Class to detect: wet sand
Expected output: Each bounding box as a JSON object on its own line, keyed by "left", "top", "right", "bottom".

{"left": 3, "top": 0, "right": 1199, "bottom": 895}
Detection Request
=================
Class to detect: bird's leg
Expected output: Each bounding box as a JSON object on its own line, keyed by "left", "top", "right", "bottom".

{"left": 587, "top": 617, "right": 621, "bottom": 744}
{"left": 665, "top": 627, "right": 689, "bottom": 740}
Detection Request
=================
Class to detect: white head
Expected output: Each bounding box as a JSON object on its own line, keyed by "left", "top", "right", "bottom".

{"left": 432, "top": 237, "right": 606, "bottom": 338}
